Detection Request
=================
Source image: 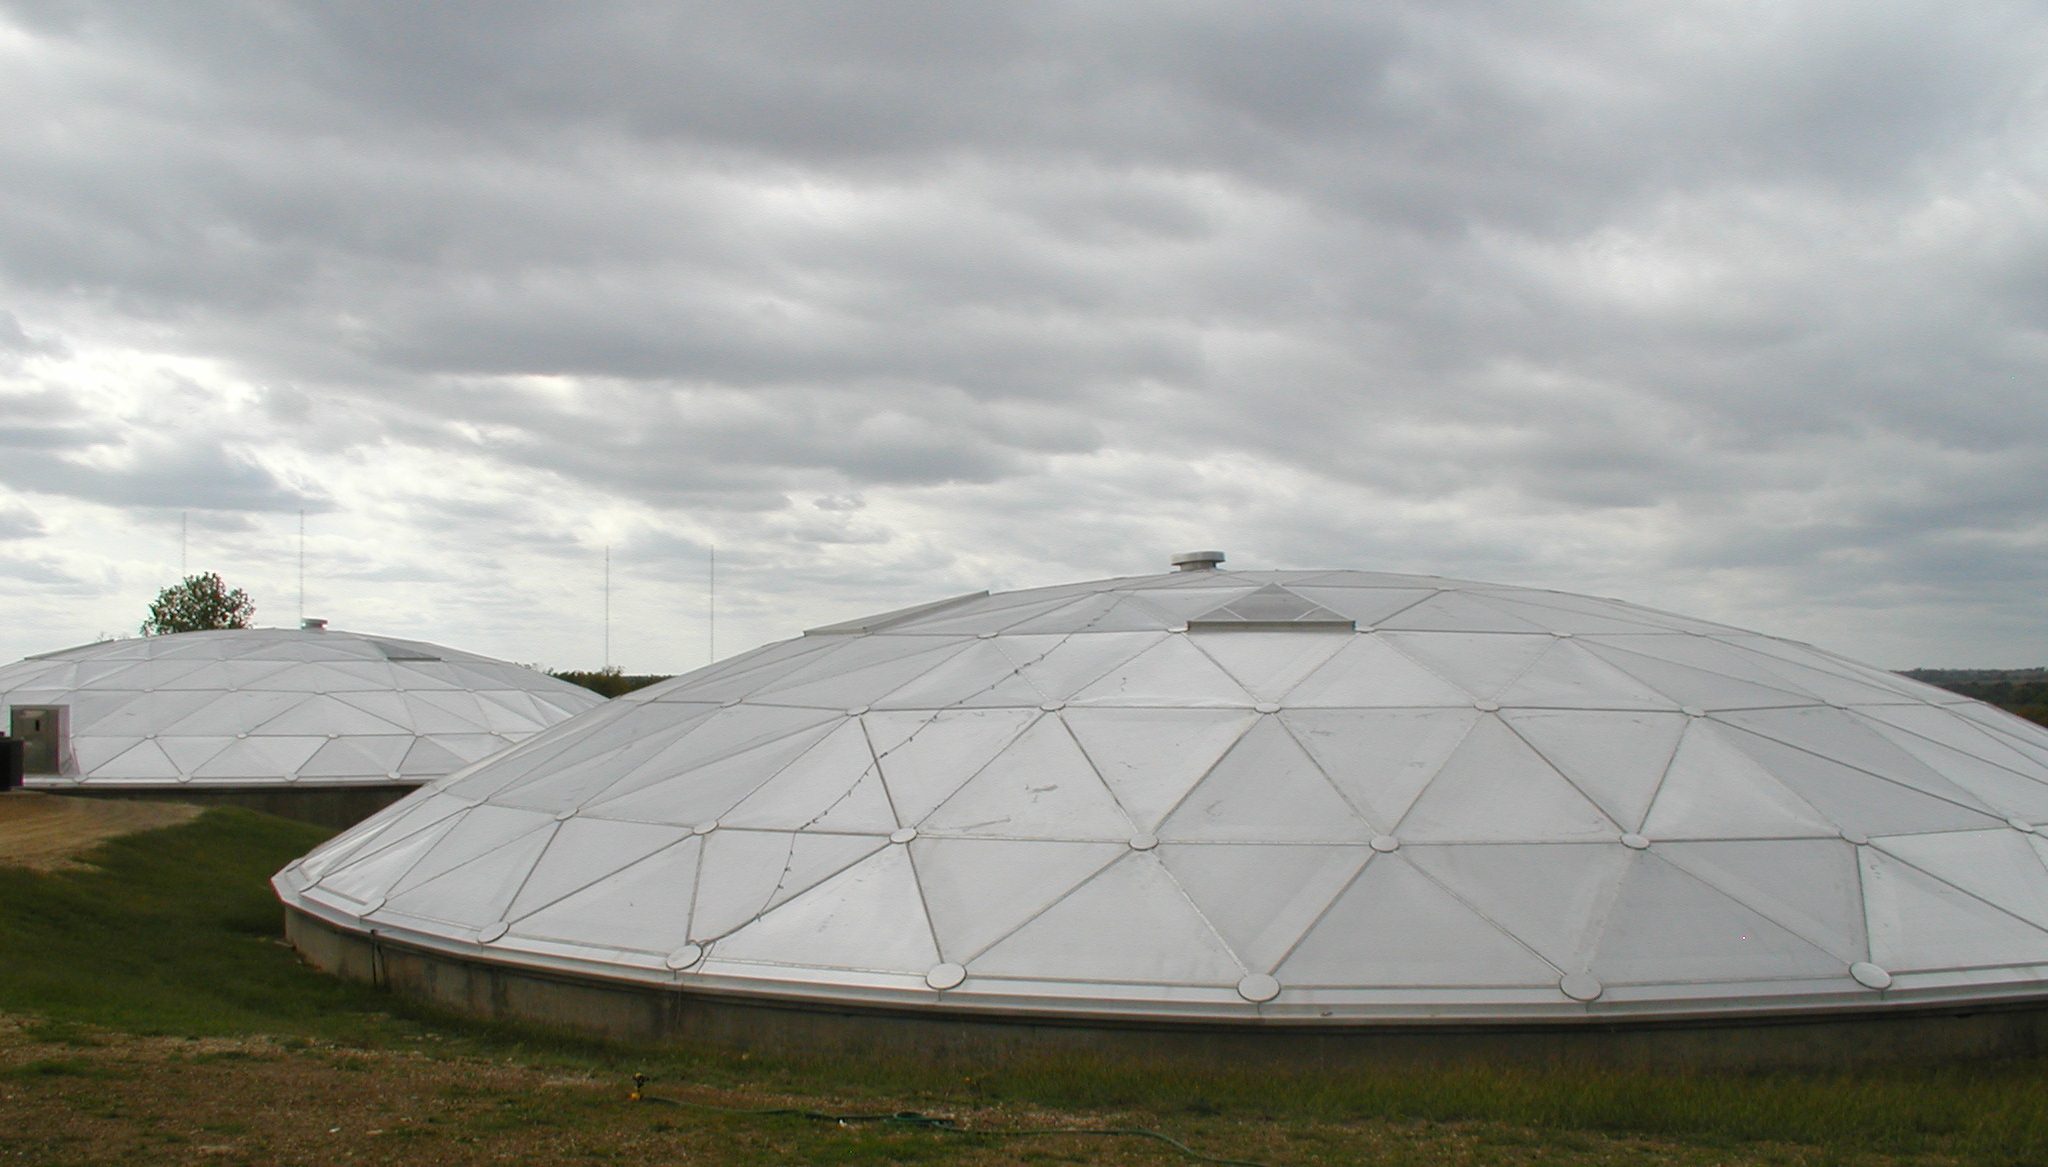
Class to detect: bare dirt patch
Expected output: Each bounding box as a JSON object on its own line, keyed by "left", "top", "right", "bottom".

{"left": 0, "top": 791, "right": 201, "bottom": 871}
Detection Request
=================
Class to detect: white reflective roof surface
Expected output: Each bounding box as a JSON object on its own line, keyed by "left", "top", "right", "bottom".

{"left": 4, "top": 628, "right": 604, "bottom": 788}
{"left": 276, "top": 570, "right": 2048, "bottom": 1023}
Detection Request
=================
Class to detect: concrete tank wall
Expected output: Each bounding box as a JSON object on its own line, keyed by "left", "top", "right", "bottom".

{"left": 283, "top": 907, "right": 2048, "bottom": 1072}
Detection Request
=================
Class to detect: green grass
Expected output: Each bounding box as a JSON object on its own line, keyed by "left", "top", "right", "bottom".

{"left": 4, "top": 807, "right": 2048, "bottom": 1165}
{"left": 0, "top": 808, "right": 414, "bottom": 1042}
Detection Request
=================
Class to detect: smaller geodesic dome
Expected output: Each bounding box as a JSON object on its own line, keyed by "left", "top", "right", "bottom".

{"left": 1, "top": 627, "right": 605, "bottom": 789}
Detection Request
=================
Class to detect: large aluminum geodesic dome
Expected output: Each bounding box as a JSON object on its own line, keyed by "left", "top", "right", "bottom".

{"left": 275, "top": 564, "right": 2048, "bottom": 1027}
{"left": 3, "top": 627, "right": 604, "bottom": 789}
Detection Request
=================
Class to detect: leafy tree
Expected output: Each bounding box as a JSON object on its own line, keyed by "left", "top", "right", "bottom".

{"left": 141, "top": 572, "right": 256, "bottom": 636}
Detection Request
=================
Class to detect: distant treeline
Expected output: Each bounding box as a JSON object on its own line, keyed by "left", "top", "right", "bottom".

{"left": 550, "top": 668, "right": 673, "bottom": 698}
{"left": 1904, "top": 668, "right": 2048, "bottom": 729}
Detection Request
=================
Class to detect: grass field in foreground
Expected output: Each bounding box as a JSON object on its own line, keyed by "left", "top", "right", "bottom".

{"left": 2, "top": 806, "right": 2047, "bottom": 1165}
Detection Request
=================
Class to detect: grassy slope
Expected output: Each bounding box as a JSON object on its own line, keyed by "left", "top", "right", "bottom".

{"left": 3, "top": 808, "right": 2048, "bottom": 1165}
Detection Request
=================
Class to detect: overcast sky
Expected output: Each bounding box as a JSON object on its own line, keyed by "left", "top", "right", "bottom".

{"left": 3, "top": 1, "right": 2045, "bottom": 673}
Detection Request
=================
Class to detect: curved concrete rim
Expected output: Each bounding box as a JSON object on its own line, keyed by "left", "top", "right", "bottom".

{"left": 281, "top": 904, "right": 2048, "bottom": 1069}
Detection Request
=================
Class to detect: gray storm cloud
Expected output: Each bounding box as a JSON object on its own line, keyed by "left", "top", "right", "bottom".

{"left": 0, "top": 0, "right": 2044, "bottom": 670}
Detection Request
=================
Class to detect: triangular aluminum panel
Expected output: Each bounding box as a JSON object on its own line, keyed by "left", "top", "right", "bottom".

{"left": 1377, "top": 632, "right": 1555, "bottom": 702}
{"left": 1580, "top": 642, "right": 1814, "bottom": 711}
{"left": 278, "top": 737, "right": 378, "bottom": 782}
{"left": 119, "top": 659, "right": 229, "bottom": 690}
{"left": 1373, "top": 591, "right": 1553, "bottom": 634}
{"left": 412, "top": 689, "right": 494, "bottom": 730}
{"left": 433, "top": 733, "right": 514, "bottom": 765}
{"left": 1639, "top": 722, "right": 1840, "bottom": 840}
{"left": 1405, "top": 842, "right": 1631, "bottom": 972}
{"left": 579, "top": 705, "right": 843, "bottom": 808}
{"left": 1006, "top": 633, "right": 1171, "bottom": 704}
{"left": 470, "top": 689, "right": 547, "bottom": 732}
{"left": 1461, "top": 592, "right": 1681, "bottom": 634}
{"left": 972, "top": 853, "right": 1244, "bottom": 985}
{"left": 511, "top": 837, "right": 703, "bottom": 953}
{"left": 867, "top": 708, "right": 1039, "bottom": 825}
{"left": 1159, "top": 843, "right": 1369, "bottom": 973}
{"left": 867, "top": 639, "right": 1046, "bottom": 710}
{"left": 1603, "top": 635, "right": 1816, "bottom": 685}
{"left": 480, "top": 705, "right": 720, "bottom": 803}
{"left": 655, "top": 638, "right": 840, "bottom": 703}
{"left": 1067, "top": 635, "right": 1252, "bottom": 708}
{"left": 1283, "top": 637, "right": 1473, "bottom": 708}
{"left": 689, "top": 830, "right": 886, "bottom": 939}
{"left": 1719, "top": 726, "right": 2003, "bottom": 838}
{"left": 90, "top": 689, "right": 218, "bottom": 736}
{"left": 257, "top": 662, "right": 398, "bottom": 693}
{"left": 1114, "top": 584, "right": 1264, "bottom": 622}
{"left": 193, "top": 735, "right": 326, "bottom": 779}
{"left": 314, "top": 814, "right": 462, "bottom": 908}
{"left": 1066, "top": 707, "right": 1258, "bottom": 832}
{"left": 329, "top": 690, "right": 417, "bottom": 730}
{"left": 391, "top": 662, "right": 467, "bottom": 691}
{"left": 1591, "top": 854, "right": 1846, "bottom": 984}
{"left": 1285, "top": 708, "right": 1479, "bottom": 829}
{"left": 923, "top": 714, "right": 1134, "bottom": 838}
{"left": 1854, "top": 705, "right": 2048, "bottom": 780}
{"left": 1001, "top": 592, "right": 1182, "bottom": 634}
{"left": 713, "top": 845, "right": 939, "bottom": 974}
{"left": 295, "top": 817, "right": 399, "bottom": 884}
{"left": 586, "top": 720, "right": 844, "bottom": 826}
{"left": 910, "top": 837, "right": 1124, "bottom": 962}
{"left": 100, "top": 738, "right": 182, "bottom": 780}
{"left": 397, "top": 737, "right": 470, "bottom": 777}
{"left": 299, "top": 735, "right": 412, "bottom": 780}
{"left": 1278, "top": 854, "right": 1558, "bottom": 986}
{"left": 382, "top": 822, "right": 557, "bottom": 926}
{"left": 1189, "top": 632, "right": 1349, "bottom": 702}
{"left": 749, "top": 639, "right": 975, "bottom": 710}
{"left": 400, "top": 692, "right": 488, "bottom": 735}
{"left": 488, "top": 734, "right": 694, "bottom": 812}
{"left": 1862, "top": 848, "right": 2048, "bottom": 972}
{"left": 156, "top": 691, "right": 304, "bottom": 737}
{"left": 1187, "top": 583, "right": 1352, "bottom": 627}
{"left": 1277, "top": 586, "right": 1440, "bottom": 628}
{"left": 333, "top": 791, "right": 474, "bottom": 865}
{"left": 1852, "top": 714, "right": 2048, "bottom": 819}
{"left": 156, "top": 735, "right": 236, "bottom": 775}
{"left": 1728, "top": 641, "right": 1933, "bottom": 706}
{"left": 1157, "top": 717, "right": 1372, "bottom": 842}
{"left": 506, "top": 819, "right": 696, "bottom": 920}
{"left": 1656, "top": 838, "right": 1868, "bottom": 964}
{"left": 1874, "top": 830, "right": 2048, "bottom": 933}
{"left": 70, "top": 736, "right": 135, "bottom": 777}
{"left": 751, "top": 633, "right": 969, "bottom": 697}
{"left": 1947, "top": 704, "right": 2048, "bottom": 770}
{"left": 1493, "top": 640, "right": 1683, "bottom": 711}
{"left": 1719, "top": 707, "right": 1992, "bottom": 810}
{"left": 250, "top": 693, "right": 412, "bottom": 736}
{"left": 1501, "top": 710, "right": 1689, "bottom": 833}
{"left": 1394, "top": 716, "right": 1619, "bottom": 841}
{"left": 720, "top": 720, "right": 897, "bottom": 832}
{"left": 895, "top": 592, "right": 1106, "bottom": 636}
{"left": 388, "top": 806, "right": 554, "bottom": 898}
